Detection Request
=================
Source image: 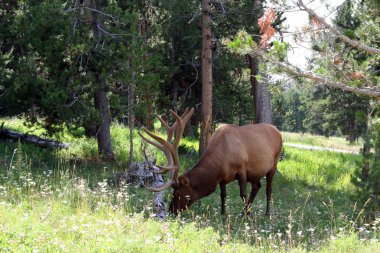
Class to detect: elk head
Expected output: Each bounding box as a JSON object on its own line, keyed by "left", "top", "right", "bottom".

{"left": 139, "top": 108, "right": 195, "bottom": 214}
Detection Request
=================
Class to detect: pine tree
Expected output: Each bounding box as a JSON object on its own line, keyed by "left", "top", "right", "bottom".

{"left": 352, "top": 116, "right": 380, "bottom": 219}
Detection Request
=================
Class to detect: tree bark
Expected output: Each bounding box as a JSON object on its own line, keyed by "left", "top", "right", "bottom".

{"left": 139, "top": 14, "right": 154, "bottom": 130}
{"left": 94, "top": 74, "right": 114, "bottom": 160}
{"left": 128, "top": 71, "right": 135, "bottom": 166}
{"left": 255, "top": 66, "right": 272, "bottom": 124}
{"left": 361, "top": 115, "right": 372, "bottom": 181}
{"left": 247, "top": 0, "right": 272, "bottom": 124}
{"left": 200, "top": 0, "right": 213, "bottom": 156}
{"left": 248, "top": 55, "right": 258, "bottom": 122}
{"left": 90, "top": 0, "right": 114, "bottom": 160}
{"left": 145, "top": 95, "right": 154, "bottom": 130}
{"left": 248, "top": 55, "right": 272, "bottom": 124}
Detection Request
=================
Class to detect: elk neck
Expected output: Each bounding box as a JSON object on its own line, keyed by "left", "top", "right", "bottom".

{"left": 184, "top": 156, "right": 222, "bottom": 199}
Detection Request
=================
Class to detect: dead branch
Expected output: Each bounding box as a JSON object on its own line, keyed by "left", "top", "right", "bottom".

{"left": 0, "top": 128, "right": 69, "bottom": 149}
{"left": 113, "top": 158, "right": 167, "bottom": 220}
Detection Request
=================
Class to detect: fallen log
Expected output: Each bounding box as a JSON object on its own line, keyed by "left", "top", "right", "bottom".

{"left": 113, "top": 158, "right": 167, "bottom": 220}
{"left": 0, "top": 127, "right": 69, "bottom": 149}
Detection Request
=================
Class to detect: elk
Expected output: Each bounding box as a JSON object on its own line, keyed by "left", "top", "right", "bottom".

{"left": 139, "top": 108, "right": 282, "bottom": 216}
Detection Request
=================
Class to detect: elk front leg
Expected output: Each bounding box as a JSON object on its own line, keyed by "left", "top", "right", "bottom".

{"left": 246, "top": 181, "right": 261, "bottom": 215}
{"left": 220, "top": 183, "right": 226, "bottom": 215}
{"left": 237, "top": 173, "right": 248, "bottom": 214}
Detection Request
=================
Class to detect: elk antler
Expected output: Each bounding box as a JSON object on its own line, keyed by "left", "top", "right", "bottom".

{"left": 139, "top": 108, "right": 194, "bottom": 192}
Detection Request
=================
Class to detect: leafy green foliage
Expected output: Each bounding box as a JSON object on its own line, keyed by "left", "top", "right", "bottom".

{"left": 0, "top": 1, "right": 161, "bottom": 135}
{"left": 271, "top": 84, "right": 306, "bottom": 132}
{"left": 269, "top": 41, "right": 289, "bottom": 61}
{"left": 303, "top": 86, "right": 370, "bottom": 140}
{"left": 227, "top": 30, "right": 258, "bottom": 56}
{"left": 213, "top": 53, "right": 254, "bottom": 126}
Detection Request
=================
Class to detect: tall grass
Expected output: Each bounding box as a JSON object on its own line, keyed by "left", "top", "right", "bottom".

{"left": 282, "top": 132, "right": 362, "bottom": 153}
{"left": 0, "top": 120, "right": 379, "bottom": 252}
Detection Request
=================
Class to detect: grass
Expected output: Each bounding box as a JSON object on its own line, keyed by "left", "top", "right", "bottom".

{"left": 0, "top": 119, "right": 379, "bottom": 252}
{"left": 282, "top": 132, "right": 362, "bottom": 153}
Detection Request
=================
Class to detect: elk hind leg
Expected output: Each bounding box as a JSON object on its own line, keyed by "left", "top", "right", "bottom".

{"left": 220, "top": 183, "right": 226, "bottom": 215}
{"left": 265, "top": 168, "right": 276, "bottom": 216}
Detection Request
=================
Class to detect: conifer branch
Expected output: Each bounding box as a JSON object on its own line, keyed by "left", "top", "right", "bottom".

{"left": 260, "top": 52, "right": 380, "bottom": 98}
{"left": 297, "top": 0, "right": 380, "bottom": 55}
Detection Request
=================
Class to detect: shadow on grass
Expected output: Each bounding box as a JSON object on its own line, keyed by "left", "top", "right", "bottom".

{"left": 0, "top": 140, "right": 119, "bottom": 187}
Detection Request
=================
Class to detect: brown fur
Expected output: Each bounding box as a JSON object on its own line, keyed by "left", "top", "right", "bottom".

{"left": 169, "top": 123, "right": 282, "bottom": 215}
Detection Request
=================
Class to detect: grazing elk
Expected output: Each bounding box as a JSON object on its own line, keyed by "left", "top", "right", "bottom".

{"left": 139, "top": 108, "right": 282, "bottom": 216}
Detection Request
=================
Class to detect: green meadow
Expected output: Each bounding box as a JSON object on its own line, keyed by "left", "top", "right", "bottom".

{"left": 282, "top": 132, "right": 362, "bottom": 153}
{"left": 0, "top": 120, "right": 379, "bottom": 252}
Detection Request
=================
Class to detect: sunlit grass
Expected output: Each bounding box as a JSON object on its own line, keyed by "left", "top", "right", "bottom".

{"left": 282, "top": 132, "right": 362, "bottom": 153}
{"left": 280, "top": 147, "right": 358, "bottom": 191}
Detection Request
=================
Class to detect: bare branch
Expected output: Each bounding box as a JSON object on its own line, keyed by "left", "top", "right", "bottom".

{"left": 297, "top": 0, "right": 380, "bottom": 55}
{"left": 65, "top": 6, "right": 116, "bottom": 21}
{"left": 96, "top": 23, "right": 126, "bottom": 38}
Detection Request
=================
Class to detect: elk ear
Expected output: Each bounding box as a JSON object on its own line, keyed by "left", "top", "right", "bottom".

{"left": 178, "top": 175, "right": 190, "bottom": 187}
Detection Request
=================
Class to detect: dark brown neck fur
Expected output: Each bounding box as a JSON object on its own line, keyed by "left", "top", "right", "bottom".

{"left": 184, "top": 157, "right": 223, "bottom": 199}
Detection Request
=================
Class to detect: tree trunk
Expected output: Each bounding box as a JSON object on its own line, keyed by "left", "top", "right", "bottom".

{"left": 94, "top": 74, "right": 114, "bottom": 160}
{"left": 200, "top": 0, "right": 213, "bottom": 156}
{"left": 90, "top": 0, "right": 114, "bottom": 160}
{"left": 128, "top": 71, "right": 135, "bottom": 166}
{"left": 184, "top": 119, "right": 194, "bottom": 137}
{"left": 361, "top": 117, "right": 372, "bottom": 181}
{"left": 248, "top": 55, "right": 272, "bottom": 124}
{"left": 255, "top": 68, "right": 272, "bottom": 124}
{"left": 139, "top": 15, "right": 154, "bottom": 130}
{"left": 248, "top": 55, "right": 258, "bottom": 122}
{"left": 248, "top": 0, "right": 272, "bottom": 124}
{"left": 372, "top": 126, "right": 380, "bottom": 218}
{"left": 84, "top": 122, "right": 97, "bottom": 138}
{"left": 145, "top": 95, "right": 154, "bottom": 130}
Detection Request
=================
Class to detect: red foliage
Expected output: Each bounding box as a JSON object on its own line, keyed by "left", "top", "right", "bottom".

{"left": 311, "top": 16, "right": 324, "bottom": 38}
{"left": 350, "top": 72, "right": 365, "bottom": 80}
{"left": 258, "top": 8, "right": 277, "bottom": 49}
